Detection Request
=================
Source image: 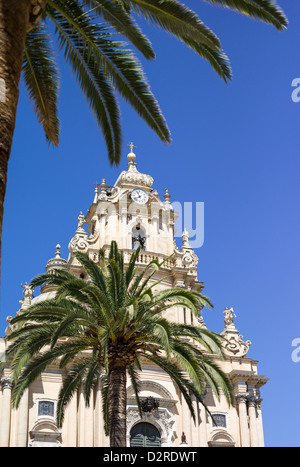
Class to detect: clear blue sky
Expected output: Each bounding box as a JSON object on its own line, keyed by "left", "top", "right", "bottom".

{"left": 1, "top": 1, "right": 299, "bottom": 447}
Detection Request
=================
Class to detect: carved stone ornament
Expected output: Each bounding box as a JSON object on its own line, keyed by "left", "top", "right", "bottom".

{"left": 181, "top": 249, "right": 198, "bottom": 268}
{"left": 221, "top": 308, "right": 251, "bottom": 358}
{"left": 140, "top": 397, "right": 160, "bottom": 413}
{"left": 173, "top": 229, "right": 198, "bottom": 274}
{"left": 1, "top": 377, "right": 12, "bottom": 389}
{"left": 68, "top": 212, "right": 99, "bottom": 254}
{"left": 126, "top": 407, "right": 176, "bottom": 445}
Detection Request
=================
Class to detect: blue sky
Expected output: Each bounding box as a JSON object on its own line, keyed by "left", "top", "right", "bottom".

{"left": 1, "top": 1, "right": 299, "bottom": 447}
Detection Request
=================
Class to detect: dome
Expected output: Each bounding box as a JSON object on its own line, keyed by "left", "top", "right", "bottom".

{"left": 31, "top": 290, "right": 56, "bottom": 305}
{"left": 115, "top": 146, "right": 153, "bottom": 189}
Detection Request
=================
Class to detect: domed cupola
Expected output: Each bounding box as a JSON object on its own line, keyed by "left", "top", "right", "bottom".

{"left": 114, "top": 143, "right": 154, "bottom": 189}
{"left": 45, "top": 244, "right": 67, "bottom": 273}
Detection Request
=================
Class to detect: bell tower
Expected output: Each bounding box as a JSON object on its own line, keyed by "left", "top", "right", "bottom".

{"left": 67, "top": 144, "right": 202, "bottom": 293}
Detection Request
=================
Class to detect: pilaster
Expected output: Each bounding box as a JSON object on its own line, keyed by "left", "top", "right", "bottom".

{"left": 0, "top": 377, "right": 12, "bottom": 447}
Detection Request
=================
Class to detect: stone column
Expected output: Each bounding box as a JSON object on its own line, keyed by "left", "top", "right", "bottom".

{"left": 191, "top": 395, "right": 200, "bottom": 447}
{"left": 78, "top": 383, "right": 94, "bottom": 446}
{"left": 256, "top": 398, "right": 265, "bottom": 447}
{"left": 181, "top": 395, "right": 192, "bottom": 447}
{"left": 16, "top": 387, "right": 29, "bottom": 447}
{"left": 84, "top": 395, "right": 94, "bottom": 447}
{"left": 248, "top": 396, "right": 259, "bottom": 447}
{"left": 94, "top": 377, "right": 102, "bottom": 447}
{"left": 78, "top": 384, "right": 85, "bottom": 447}
{"left": 66, "top": 391, "right": 77, "bottom": 447}
{"left": 236, "top": 393, "right": 250, "bottom": 447}
{"left": 120, "top": 202, "right": 128, "bottom": 250}
{"left": 198, "top": 401, "right": 208, "bottom": 447}
{"left": 0, "top": 377, "right": 12, "bottom": 447}
{"left": 151, "top": 210, "right": 159, "bottom": 253}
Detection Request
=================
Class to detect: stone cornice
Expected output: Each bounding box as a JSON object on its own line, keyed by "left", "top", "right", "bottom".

{"left": 228, "top": 370, "right": 269, "bottom": 388}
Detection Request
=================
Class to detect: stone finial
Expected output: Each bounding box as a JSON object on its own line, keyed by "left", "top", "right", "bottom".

{"left": 127, "top": 142, "right": 136, "bottom": 164}
{"left": 55, "top": 244, "right": 61, "bottom": 258}
{"left": 100, "top": 178, "right": 106, "bottom": 193}
{"left": 182, "top": 228, "right": 190, "bottom": 247}
{"left": 164, "top": 189, "right": 170, "bottom": 202}
{"left": 93, "top": 183, "right": 99, "bottom": 203}
{"left": 164, "top": 189, "right": 172, "bottom": 209}
{"left": 98, "top": 178, "right": 108, "bottom": 200}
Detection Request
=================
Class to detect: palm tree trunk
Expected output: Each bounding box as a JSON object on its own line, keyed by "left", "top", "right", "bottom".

{"left": 0, "top": 0, "right": 31, "bottom": 277}
{"left": 108, "top": 365, "right": 127, "bottom": 447}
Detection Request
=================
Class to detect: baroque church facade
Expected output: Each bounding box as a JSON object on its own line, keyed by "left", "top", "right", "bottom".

{"left": 0, "top": 145, "right": 268, "bottom": 447}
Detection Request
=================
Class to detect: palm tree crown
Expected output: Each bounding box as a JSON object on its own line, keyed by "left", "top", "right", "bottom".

{"left": 6, "top": 241, "right": 234, "bottom": 447}
{"left": 23, "top": 0, "right": 288, "bottom": 164}
{"left": 0, "top": 0, "right": 288, "bottom": 279}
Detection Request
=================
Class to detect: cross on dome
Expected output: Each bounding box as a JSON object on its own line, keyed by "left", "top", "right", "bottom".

{"left": 127, "top": 142, "right": 136, "bottom": 164}
{"left": 127, "top": 142, "right": 136, "bottom": 152}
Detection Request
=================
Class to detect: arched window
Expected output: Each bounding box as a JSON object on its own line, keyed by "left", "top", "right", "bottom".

{"left": 132, "top": 225, "right": 146, "bottom": 251}
{"left": 130, "top": 422, "right": 161, "bottom": 447}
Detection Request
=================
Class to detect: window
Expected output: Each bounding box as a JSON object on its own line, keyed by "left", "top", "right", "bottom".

{"left": 38, "top": 400, "right": 55, "bottom": 418}
{"left": 212, "top": 413, "right": 227, "bottom": 429}
{"left": 159, "top": 210, "right": 163, "bottom": 230}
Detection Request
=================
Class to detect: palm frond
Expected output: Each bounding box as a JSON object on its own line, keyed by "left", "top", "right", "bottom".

{"left": 75, "top": 250, "right": 107, "bottom": 291}
{"left": 127, "top": 365, "right": 143, "bottom": 417}
{"left": 47, "top": 0, "right": 171, "bottom": 164}
{"left": 47, "top": 0, "right": 123, "bottom": 164}
{"left": 204, "top": 0, "right": 288, "bottom": 31}
{"left": 57, "top": 357, "right": 91, "bottom": 427}
{"left": 81, "top": 0, "right": 156, "bottom": 59}
{"left": 125, "top": 0, "right": 222, "bottom": 50}
{"left": 145, "top": 353, "right": 196, "bottom": 421}
{"left": 23, "top": 22, "right": 60, "bottom": 146}
{"left": 183, "top": 38, "right": 232, "bottom": 82}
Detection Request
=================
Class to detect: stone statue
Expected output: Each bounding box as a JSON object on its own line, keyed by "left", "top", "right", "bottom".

{"left": 223, "top": 307, "right": 236, "bottom": 328}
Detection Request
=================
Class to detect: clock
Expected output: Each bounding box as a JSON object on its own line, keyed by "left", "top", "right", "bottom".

{"left": 131, "top": 188, "right": 149, "bottom": 205}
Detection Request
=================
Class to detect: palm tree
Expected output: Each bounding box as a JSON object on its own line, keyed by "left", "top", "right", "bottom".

{"left": 0, "top": 1, "right": 287, "bottom": 277}
{"left": 5, "top": 241, "right": 234, "bottom": 447}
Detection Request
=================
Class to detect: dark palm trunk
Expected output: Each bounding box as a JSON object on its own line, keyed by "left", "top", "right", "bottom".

{"left": 108, "top": 365, "right": 127, "bottom": 447}
{"left": 0, "top": 0, "right": 31, "bottom": 278}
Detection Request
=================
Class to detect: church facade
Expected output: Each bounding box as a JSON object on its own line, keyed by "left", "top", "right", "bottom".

{"left": 0, "top": 146, "right": 268, "bottom": 447}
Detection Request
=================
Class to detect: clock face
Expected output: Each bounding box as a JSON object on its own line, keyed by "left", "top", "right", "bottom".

{"left": 131, "top": 188, "right": 149, "bottom": 205}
